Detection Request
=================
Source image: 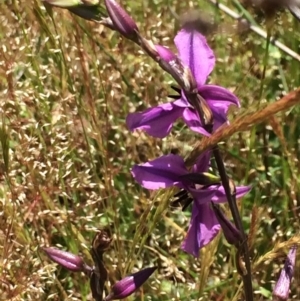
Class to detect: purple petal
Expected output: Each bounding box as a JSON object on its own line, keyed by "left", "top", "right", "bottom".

{"left": 188, "top": 187, "right": 217, "bottom": 205}
{"left": 126, "top": 102, "right": 184, "bottom": 138}
{"left": 192, "top": 150, "right": 212, "bottom": 173}
{"left": 212, "top": 185, "right": 251, "bottom": 204}
{"left": 199, "top": 85, "right": 240, "bottom": 108}
{"left": 105, "top": 267, "right": 157, "bottom": 301}
{"left": 131, "top": 154, "right": 188, "bottom": 189}
{"left": 198, "top": 85, "right": 240, "bottom": 131}
{"left": 181, "top": 203, "right": 220, "bottom": 257}
{"left": 174, "top": 29, "right": 215, "bottom": 87}
{"left": 182, "top": 108, "right": 211, "bottom": 136}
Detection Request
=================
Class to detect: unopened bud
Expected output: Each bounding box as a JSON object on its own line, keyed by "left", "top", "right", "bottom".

{"left": 212, "top": 203, "right": 243, "bottom": 246}
{"left": 104, "top": 0, "right": 139, "bottom": 41}
{"left": 104, "top": 267, "right": 157, "bottom": 301}
{"left": 43, "top": 247, "right": 91, "bottom": 273}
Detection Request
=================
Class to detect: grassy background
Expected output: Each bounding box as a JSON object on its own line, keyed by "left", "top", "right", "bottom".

{"left": 1, "top": 0, "right": 300, "bottom": 300}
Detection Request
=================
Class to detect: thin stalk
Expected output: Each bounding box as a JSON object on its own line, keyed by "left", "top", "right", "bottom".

{"left": 257, "top": 26, "right": 271, "bottom": 197}
{"left": 213, "top": 147, "right": 253, "bottom": 301}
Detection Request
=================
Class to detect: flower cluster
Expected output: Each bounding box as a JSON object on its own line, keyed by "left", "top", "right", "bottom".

{"left": 104, "top": 0, "right": 250, "bottom": 257}
{"left": 127, "top": 29, "right": 240, "bottom": 138}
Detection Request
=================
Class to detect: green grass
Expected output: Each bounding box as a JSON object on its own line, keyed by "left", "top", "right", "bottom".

{"left": 1, "top": 0, "right": 300, "bottom": 300}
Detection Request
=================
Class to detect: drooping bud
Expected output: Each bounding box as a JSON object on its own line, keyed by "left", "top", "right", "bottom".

{"left": 273, "top": 246, "right": 297, "bottom": 300}
{"left": 104, "top": 267, "right": 157, "bottom": 301}
{"left": 104, "top": 0, "right": 139, "bottom": 41}
{"left": 43, "top": 247, "right": 91, "bottom": 273}
{"left": 212, "top": 203, "right": 243, "bottom": 246}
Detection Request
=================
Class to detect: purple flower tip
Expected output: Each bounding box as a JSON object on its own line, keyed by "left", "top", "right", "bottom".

{"left": 104, "top": 0, "right": 138, "bottom": 40}
{"left": 104, "top": 267, "right": 157, "bottom": 301}
{"left": 273, "top": 246, "right": 297, "bottom": 300}
{"left": 43, "top": 247, "right": 90, "bottom": 273}
{"left": 155, "top": 45, "right": 177, "bottom": 63}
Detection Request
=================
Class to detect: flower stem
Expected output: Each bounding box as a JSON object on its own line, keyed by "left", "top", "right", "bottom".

{"left": 213, "top": 147, "right": 253, "bottom": 301}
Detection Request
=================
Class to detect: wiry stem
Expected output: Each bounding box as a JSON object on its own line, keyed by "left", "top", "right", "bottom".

{"left": 213, "top": 147, "right": 253, "bottom": 301}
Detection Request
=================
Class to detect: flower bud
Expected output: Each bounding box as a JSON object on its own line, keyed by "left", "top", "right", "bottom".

{"left": 273, "top": 246, "right": 297, "bottom": 300}
{"left": 155, "top": 45, "right": 177, "bottom": 63}
{"left": 43, "top": 247, "right": 91, "bottom": 273}
{"left": 212, "top": 203, "right": 243, "bottom": 246}
{"left": 104, "top": 0, "right": 139, "bottom": 41}
{"left": 43, "top": 0, "right": 98, "bottom": 7}
{"left": 104, "top": 267, "right": 157, "bottom": 301}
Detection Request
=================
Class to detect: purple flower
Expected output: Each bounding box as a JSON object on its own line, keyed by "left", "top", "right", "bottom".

{"left": 131, "top": 151, "right": 250, "bottom": 257}
{"left": 104, "top": 267, "right": 157, "bottom": 301}
{"left": 127, "top": 29, "right": 240, "bottom": 138}
{"left": 273, "top": 246, "right": 297, "bottom": 300}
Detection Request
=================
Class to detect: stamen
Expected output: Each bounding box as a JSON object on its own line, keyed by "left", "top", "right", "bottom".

{"left": 171, "top": 85, "right": 181, "bottom": 93}
{"left": 174, "top": 189, "right": 188, "bottom": 198}
{"left": 168, "top": 94, "right": 180, "bottom": 99}
{"left": 171, "top": 189, "right": 193, "bottom": 211}
{"left": 182, "top": 198, "right": 193, "bottom": 211}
